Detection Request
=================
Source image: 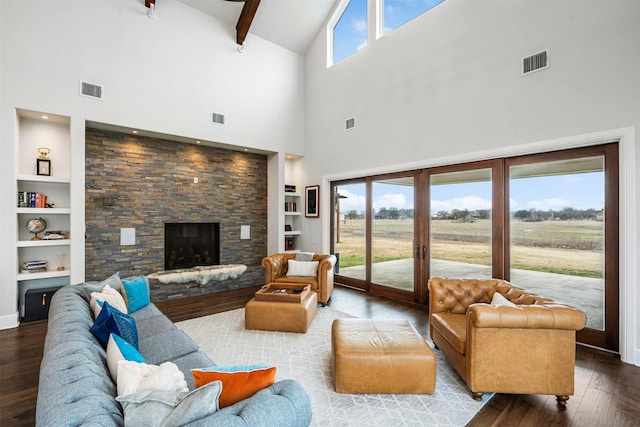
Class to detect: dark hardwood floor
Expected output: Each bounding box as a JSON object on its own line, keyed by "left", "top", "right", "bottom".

{"left": 1, "top": 284, "right": 638, "bottom": 426}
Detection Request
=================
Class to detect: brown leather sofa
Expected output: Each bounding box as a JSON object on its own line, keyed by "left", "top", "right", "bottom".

{"left": 428, "top": 277, "right": 586, "bottom": 407}
{"left": 261, "top": 253, "right": 336, "bottom": 305}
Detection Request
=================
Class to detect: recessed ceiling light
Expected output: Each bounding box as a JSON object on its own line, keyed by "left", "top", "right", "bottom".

{"left": 41, "top": 115, "right": 49, "bottom": 119}
{"left": 132, "top": 130, "right": 138, "bottom": 134}
{"left": 244, "top": 149, "right": 249, "bottom": 152}
{"left": 196, "top": 140, "right": 201, "bottom": 144}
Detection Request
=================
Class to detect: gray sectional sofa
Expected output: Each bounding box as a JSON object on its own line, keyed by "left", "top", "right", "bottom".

{"left": 36, "top": 282, "right": 312, "bottom": 426}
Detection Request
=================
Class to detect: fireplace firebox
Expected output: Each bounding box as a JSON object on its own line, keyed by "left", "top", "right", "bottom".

{"left": 164, "top": 222, "right": 220, "bottom": 270}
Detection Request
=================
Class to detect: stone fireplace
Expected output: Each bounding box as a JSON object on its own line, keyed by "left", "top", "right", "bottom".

{"left": 84, "top": 128, "right": 267, "bottom": 300}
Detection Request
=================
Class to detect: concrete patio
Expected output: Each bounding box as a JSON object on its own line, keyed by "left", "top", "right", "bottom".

{"left": 339, "top": 258, "right": 603, "bottom": 330}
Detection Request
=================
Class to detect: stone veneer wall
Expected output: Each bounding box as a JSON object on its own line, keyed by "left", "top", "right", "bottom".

{"left": 85, "top": 128, "right": 267, "bottom": 298}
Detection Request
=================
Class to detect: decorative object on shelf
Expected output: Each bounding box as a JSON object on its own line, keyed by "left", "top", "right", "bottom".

{"left": 285, "top": 236, "right": 295, "bottom": 250}
{"left": 57, "top": 254, "right": 65, "bottom": 271}
{"left": 285, "top": 185, "right": 296, "bottom": 193}
{"left": 44, "top": 230, "right": 67, "bottom": 240}
{"left": 305, "top": 185, "right": 319, "bottom": 218}
{"left": 26, "top": 217, "right": 47, "bottom": 240}
{"left": 285, "top": 225, "right": 292, "bottom": 232}
{"left": 36, "top": 147, "right": 51, "bottom": 176}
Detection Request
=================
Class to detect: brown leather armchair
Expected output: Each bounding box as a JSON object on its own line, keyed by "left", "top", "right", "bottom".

{"left": 428, "top": 277, "right": 586, "bottom": 407}
{"left": 262, "top": 253, "right": 336, "bottom": 306}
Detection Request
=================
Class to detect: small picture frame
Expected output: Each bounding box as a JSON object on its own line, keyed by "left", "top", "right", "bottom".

{"left": 305, "top": 185, "right": 319, "bottom": 218}
{"left": 285, "top": 236, "right": 295, "bottom": 250}
{"left": 285, "top": 224, "right": 292, "bottom": 232}
{"left": 37, "top": 158, "right": 51, "bottom": 176}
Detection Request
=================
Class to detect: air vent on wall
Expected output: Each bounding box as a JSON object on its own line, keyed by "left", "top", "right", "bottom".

{"left": 345, "top": 117, "right": 355, "bottom": 130}
{"left": 522, "top": 49, "right": 549, "bottom": 75}
{"left": 80, "top": 81, "right": 104, "bottom": 99}
{"left": 211, "top": 112, "right": 225, "bottom": 125}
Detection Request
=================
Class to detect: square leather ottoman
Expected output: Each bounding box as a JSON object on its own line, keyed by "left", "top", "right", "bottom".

{"left": 331, "top": 318, "right": 436, "bottom": 394}
{"left": 245, "top": 289, "right": 317, "bottom": 333}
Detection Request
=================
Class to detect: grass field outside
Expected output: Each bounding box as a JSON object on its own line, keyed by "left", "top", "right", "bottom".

{"left": 334, "top": 218, "right": 603, "bottom": 278}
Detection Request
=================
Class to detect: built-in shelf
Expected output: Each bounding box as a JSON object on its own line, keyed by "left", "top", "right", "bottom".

{"left": 284, "top": 230, "right": 301, "bottom": 236}
{"left": 17, "top": 208, "right": 70, "bottom": 215}
{"left": 17, "top": 269, "right": 71, "bottom": 281}
{"left": 285, "top": 211, "right": 301, "bottom": 216}
{"left": 17, "top": 174, "right": 71, "bottom": 184}
{"left": 284, "top": 189, "right": 301, "bottom": 251}
{"left": 17, "top": 239, "right": 71, "bottom": 248}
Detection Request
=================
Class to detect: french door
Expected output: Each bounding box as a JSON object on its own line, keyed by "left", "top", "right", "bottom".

{"left": 331, "top": 143, "right": 619, "bottom": 351}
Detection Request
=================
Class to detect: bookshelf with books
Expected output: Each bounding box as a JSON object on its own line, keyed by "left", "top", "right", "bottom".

{"left": 284, "top": 186, "right": 301, "bottom": 252}
{"left": 15, "top": 110, "right": 71, "bottom": 309}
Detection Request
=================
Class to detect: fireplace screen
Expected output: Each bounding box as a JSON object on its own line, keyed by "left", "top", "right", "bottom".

{"left": 164, "top": 222, "right": 220, "bottom": 270}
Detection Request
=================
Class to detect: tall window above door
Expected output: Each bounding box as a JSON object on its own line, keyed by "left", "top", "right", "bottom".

{"left": 330, "top": 0, "right": 368, "bottom": 65}
{"left": 381, "top": 0, "right": 445, "bottom": 36}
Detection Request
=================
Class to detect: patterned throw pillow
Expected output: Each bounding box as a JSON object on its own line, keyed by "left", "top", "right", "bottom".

{"left": 91, "top": 301, "right": 139, "bottom": 349}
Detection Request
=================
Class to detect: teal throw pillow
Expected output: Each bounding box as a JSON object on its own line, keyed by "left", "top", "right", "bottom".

{"left": 107, "top": 333, "right": 145, "bottom": 382}
{"left": 91, "top": 301, "right": 139, "bottom": 350}
{"left": 122, "top": 276, "right": 151, "bottom": 313}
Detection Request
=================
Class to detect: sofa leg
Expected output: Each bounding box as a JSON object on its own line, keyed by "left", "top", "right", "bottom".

{"left": 472, "top": 392, "right": 484, "bottom": 401}
{"left": 556, "top": 395, "right": 569, "bottom": 409}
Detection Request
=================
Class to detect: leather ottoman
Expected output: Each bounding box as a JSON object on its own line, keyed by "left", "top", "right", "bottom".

{"left": 245, "top": 290, "right": 317, "bottom": 333}
{"left": 331, "top": 318, "right": 436, "bottom": 394}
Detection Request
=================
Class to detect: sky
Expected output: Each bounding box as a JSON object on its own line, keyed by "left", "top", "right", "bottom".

{"left": 334, "top": 0, "right": 446, "bottom": 64}
{"left": 336, "top": 172, "right": 605, "bottom": 215}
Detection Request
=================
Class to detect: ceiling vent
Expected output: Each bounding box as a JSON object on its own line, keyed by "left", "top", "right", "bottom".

{"left": 522, "top": 49, "right": 549, "bottom": 75}
{"left": 80, "top": 81, "right": 103, "bottom": 99}
{"left": 345, "top": 117, "right": 355, "bottom": 130}
{"left": 211, "top": 112, "right": 225, "bottom": 125}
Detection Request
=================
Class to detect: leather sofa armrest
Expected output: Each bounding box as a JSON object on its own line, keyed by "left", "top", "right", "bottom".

{"left": 467, "top": 303, "right": 587, "bottom": 331}
{"left": 262, "top": 254, "right": 290, "bottom": 284}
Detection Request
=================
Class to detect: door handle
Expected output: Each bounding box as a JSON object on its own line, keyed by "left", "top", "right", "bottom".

{"left": 422, "top": 245, "right": 426, "bottom": 260}
{"left": 415, "top": 244, "right": 420, "bottom": 259}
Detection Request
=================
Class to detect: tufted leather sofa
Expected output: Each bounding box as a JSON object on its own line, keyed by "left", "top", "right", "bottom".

{"left": 428, "top": 277, "right": 586, "bottom": 407}
{"left": 262, "top": 253, "right": 336, "bottom": 306}
{"left": 35, "top": 282, "right": 312, "bottom": 426}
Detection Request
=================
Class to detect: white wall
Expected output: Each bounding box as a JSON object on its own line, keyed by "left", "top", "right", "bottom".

{"left": 0, "top": 0, "right": 306, "bottom": 328}
{"left": 302, "top": 0, "right": 640, "bottom": 364}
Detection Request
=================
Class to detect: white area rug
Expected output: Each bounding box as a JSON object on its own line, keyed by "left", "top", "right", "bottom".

{"left": 176, "top": 307, "right": 491, "bottom": 426}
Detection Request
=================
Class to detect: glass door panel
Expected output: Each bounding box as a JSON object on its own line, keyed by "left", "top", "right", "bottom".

{"left": 371, "top": 177, "right": 415, "bottom": 291}
{"left": 429, "top": 168, "right": 493, "bottom": 278}
{"left": 509, "top": 157, "right": 605, "bottom": 331}
{"left": 333, "top": 182, "right": 367, "bottom": 283}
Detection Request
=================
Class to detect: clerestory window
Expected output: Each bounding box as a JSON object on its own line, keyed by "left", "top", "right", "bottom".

{"left": 331, "top": 0, "right": 368, "bottom": 65}
{"left": 381, "top": 0, "right": 445, "bottom": 36}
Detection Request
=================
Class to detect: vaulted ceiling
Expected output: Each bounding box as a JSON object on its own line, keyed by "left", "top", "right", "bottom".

{"left": 176, "top": 0, "right": 338, "bottom": 55}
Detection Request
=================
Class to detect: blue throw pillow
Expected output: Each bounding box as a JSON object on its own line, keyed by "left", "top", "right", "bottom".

{"left": 122, "top": 276, "right": 151, "bottom": 313}
{"left": 91, "top": 301, "right": 139, "bottom": 350}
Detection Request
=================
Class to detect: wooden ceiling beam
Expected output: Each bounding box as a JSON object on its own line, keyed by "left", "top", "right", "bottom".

{"left": 236, "top": 0, "right": 261, "bottom": 46}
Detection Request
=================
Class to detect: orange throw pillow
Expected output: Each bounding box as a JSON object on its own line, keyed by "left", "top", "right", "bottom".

{"left": 192, "top": 365, "right": 276, "bottom": 408}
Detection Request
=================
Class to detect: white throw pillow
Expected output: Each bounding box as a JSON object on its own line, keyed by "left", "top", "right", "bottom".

{"left": 286, "top": 259, "right": 319, "bottom": 277}
{"left": 90, "top": 284, "right": 128, "bottom": 316}
{"left": 117, "top": 360, "right": 188, "bottom": 398}
{"left": 107, "top": 334, "right": 145, "bottom": 382}
{"left": 491, "top": 292, "right": 517, "bottom": 307}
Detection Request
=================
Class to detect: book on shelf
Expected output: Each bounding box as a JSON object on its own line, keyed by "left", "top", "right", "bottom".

{"left": 21, "top": 260, "right": 48, "bottom": 273}
{"left": 20, "top": 191, "right": 48, "bottom": 208}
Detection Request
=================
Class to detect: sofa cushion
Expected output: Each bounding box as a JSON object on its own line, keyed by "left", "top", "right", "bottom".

{"left": 121, "top": 276, "right": 151, "bottom": 313}
{"left": 107, "top": 333, "right": 146, "bottom": 382}
{"left": 431, "top": 312, "right": 466, "bottom": 354}
{"left": 135, "top": 315, "right": 177, "bottom": 340}
{"left": 138, "top": 329, "right": 199, "bottom": 365}
{"left": 116, "top": 381, "right": 222, "bottom": 427}
{"left": 192, "top": 365, "right": 277, "bottom": 408}
{"left": 91, "top": 301, "right": 139, "bottom": 349}
{"left": 286, "top": 259, "right": 319, "bottom": 277}
{"left": 117, "top": 360, "right": 188, "bottom": 397}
